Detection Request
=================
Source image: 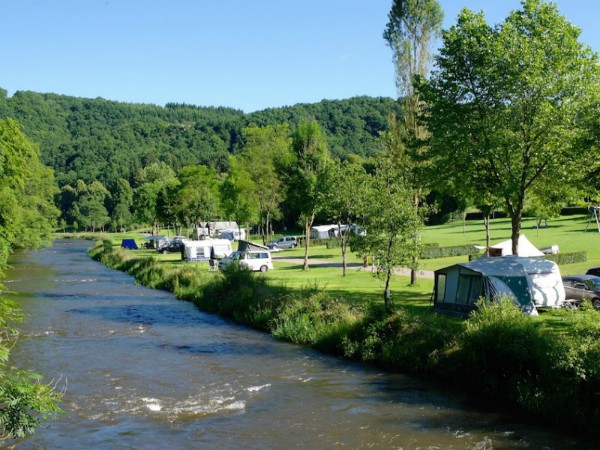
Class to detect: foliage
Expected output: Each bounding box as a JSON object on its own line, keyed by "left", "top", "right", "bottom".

{"left": 320, "top": 158, "right": 371, "bottom": 276}
{"left": 0, "top": 118, "right": 62, "bottom": 438}
{"left": 282, "top": 120, "right": 332, "bottom": 270}
{"left": 383, "top": 0, "right": 444, "bottom": 99}
{"left": 132, "top": 162, "right": 176, "bottom": 232}
{"left": 543, "top": 251, "right": 587, "bottom": 265}
{"left": 0, "top": 119, "right": 59, "bottom": 257}
{"left": 353, "top": 132, "right": 422, "bottom": 307}
{"left": 420, "top": 0, "right": 600, "bottom": 256}
{"left": 420, "top": 244, "right": 479, "bottom": 259}
{"left": 229, "top": 124, "right": 291, "bottom": 243}
{"left": 447, "top": 298, "right": 600, "bottom": 431}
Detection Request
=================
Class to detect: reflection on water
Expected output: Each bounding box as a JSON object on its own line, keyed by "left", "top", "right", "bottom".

{"left": 5, "top": 240, "right": 594, "bottom": 449}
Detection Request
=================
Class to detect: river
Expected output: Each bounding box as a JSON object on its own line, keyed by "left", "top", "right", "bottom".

{"left": 4, "top": 239, "right": 592, "bottom": 449}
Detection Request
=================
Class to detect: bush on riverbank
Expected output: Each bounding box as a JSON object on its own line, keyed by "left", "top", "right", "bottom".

{"left": 90, "top": 240, "right": 600, "bottom": 435}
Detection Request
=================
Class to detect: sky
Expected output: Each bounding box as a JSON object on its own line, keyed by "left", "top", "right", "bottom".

{"left": 2, "top": 0, "right": 599, "bottom": 113}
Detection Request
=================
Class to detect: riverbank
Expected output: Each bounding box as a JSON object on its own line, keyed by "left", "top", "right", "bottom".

{"left": 89, "top": 239, "right": 600, "bottom": 436}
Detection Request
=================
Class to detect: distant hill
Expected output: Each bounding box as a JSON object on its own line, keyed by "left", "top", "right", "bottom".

{"left": 0, "top": 87, "right": 400, "bottom": 189}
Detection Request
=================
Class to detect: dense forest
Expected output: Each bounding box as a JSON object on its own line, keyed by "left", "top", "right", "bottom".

{"left": 0, "top": 88, "right": 399, "bottom": 188}
{"left": 0, "top": 87, "right": 401, "bottom": 233}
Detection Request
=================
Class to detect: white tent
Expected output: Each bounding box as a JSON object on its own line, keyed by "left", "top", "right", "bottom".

{"left": 485, "top": 235, "right": 544, "bottom": 257}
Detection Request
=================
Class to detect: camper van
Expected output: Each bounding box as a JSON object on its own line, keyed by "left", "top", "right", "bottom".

{"left": 219, "top": 240, "right": 274, "bottom": 272}
{"left": 218, "top": 250, "right": 273, "bottom": 272}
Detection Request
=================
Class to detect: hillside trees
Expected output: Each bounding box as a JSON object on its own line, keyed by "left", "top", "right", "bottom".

{"left": 419, "top": 0, "right": 600, "bottom": 254}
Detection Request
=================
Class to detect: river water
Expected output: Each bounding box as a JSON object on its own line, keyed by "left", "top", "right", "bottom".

{"left": 4, "top": 239, "right": 592, "bottom": 449}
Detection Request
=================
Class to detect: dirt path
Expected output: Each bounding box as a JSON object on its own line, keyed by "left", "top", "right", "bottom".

{"left": 271, "top": 255, "right": 435, "bottom": 279}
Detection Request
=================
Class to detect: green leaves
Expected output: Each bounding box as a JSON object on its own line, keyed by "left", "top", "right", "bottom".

{"left": 421, "top": 0, "right": 600, "bottom": 252}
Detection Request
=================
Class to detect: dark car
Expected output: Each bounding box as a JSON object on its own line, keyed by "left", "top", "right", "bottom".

{"left": 157, "top": 236, "right": 186, "bottom": 254}
{"left": 586, "top": 267, "right": 600, "bottom": 277}
{"left": 562, "top": 275, "right": 600, "bottom": 310}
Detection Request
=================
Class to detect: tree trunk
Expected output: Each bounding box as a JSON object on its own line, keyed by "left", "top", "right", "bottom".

{"left": 303, "top": 220, "right": 310, "bottom": 271}
{"left": 339, "top": 223, "right": 347, "bottom": 277}
{"left": 383, "top": 268, "right": 392, "bottom": 309}
{"left": 484, "top": 214, "right": 491, "bottom": 257}
{"left": 265, "top": 210, "right": 271, "bottom": 246}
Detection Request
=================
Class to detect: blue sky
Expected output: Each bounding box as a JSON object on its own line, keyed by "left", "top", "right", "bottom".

{"left": 2, "top": 0, "right": 599, "bottom": 112}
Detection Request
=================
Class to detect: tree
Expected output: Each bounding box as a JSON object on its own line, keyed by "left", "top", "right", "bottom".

{"left": 234, "top": 124, "right": 290, "bottom": 243}
{"left": 419, "top": 0, "right": 600, "bottom": 254}
{"left": 383, "top": 0, "right": 444, "bottom": 100}
{"left": 0, "top": 118, "right": 59, "bottom": 255}
{"left": 220, "top": 157, "right": 257, "bottom": 240}
{"left": 0, "top": 118, "right": 62, "bottom": 437}
{"left": 133, "top": 162, "right": 176, "bottom": 233}
{"left": 353, "top": 151, "right": 421, "bottom": 308}
{"left": 322, "top": 158, "right": 370, "bottom": 277}
{"left": 172, "top": 165, "right": 223, "bottom": 230}
{"left": 383, "top": 0, "right": 443, "bottom": 284}
{"left": 110, "top": 178, "right": 133, "bottom": 232}
{"left": 63, "top": 180, "right": 111, "bottom": 232}
{"left": 282, "top": 121, "right": 331, "bottom": 270}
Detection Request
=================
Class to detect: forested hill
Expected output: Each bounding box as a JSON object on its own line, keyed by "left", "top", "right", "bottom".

{"left": 0, "top": 88, "right": 400, "bottom": 189}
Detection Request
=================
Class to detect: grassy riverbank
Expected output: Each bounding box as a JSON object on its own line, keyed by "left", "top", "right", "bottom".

{"left": 88, "top": 230, "right": 600, "bottom": 436}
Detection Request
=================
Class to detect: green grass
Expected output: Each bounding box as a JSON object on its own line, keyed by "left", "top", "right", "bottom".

{"left": 420, "top": 214, "right": 600, "bottom": 273}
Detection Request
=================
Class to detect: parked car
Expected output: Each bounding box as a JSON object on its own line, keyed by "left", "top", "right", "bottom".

{"left": 562, "top": 275, "right": 600, "bottom": 310}
{"left": 267, "top": 236, "right": 298, "bottom": 250}
{"left": 157, "top": 236, "right": 186, "bottom": 254}
{"left": 219, "top": 250, "right": 273, "bottom": 272}
{"left": 586, "top": 267, "right": 600, "bottom": 277}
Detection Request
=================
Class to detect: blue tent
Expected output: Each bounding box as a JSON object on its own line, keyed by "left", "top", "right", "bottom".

{"left": 121, "top": 239, "right": 138, "bottom": 250}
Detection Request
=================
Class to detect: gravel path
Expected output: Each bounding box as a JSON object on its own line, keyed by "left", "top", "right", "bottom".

{"left": 271, "top": 254, "right": 435, "bottom": 279}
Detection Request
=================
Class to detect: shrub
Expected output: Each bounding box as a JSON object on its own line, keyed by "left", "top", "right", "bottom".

{"left": 543, "top": 251, "right": 587, "bottom": 265}
{"left": 453, "top": 298, "right": 555, "bottom": 403}
{"left": 421, "top": 244, "right": 479, "bottom": 259}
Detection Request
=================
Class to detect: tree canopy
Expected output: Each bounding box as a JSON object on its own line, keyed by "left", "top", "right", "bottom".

{"left": 419, "top": 0, "right": 600, "bottom": 254}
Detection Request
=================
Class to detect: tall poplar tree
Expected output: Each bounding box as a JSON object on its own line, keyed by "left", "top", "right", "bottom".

{"left": 383, "top": 0, "right": 443, "bottom": 284}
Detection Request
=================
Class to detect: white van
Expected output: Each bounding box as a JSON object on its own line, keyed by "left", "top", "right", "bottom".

{"left": 218, "top": 250, "right": 274, "bottom": 272}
